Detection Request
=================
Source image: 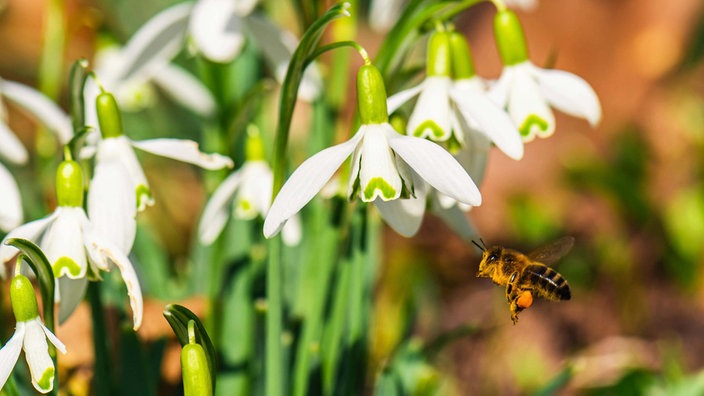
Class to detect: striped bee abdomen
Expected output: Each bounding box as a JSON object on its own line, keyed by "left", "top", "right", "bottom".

{"left": 522, "top": 264, "right": 571, "bottom": 301}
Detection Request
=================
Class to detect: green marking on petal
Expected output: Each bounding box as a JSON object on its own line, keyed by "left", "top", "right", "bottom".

{"left": 363, "top": 177, "right": 397, "bottom": 202}
{"left": 37, "top": 366, "right": 55, "bottom": 392}
{"left": 238, "top": 200, "right": 252, "bottom": 212}
{"left": 519, "top": 114, "right": 549, "bottom": 138}
{"left": 136, "top": 184, "right": 153, "bottom": 209}
{"left": 413, "top": 120, "right": 446, "bottom": 140}
{"left": 53, "top": 256, "right": 82, "bottom": 278}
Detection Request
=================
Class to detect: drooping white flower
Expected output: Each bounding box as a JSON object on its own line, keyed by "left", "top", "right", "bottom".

{"left": 84, "top": 2, "right": 215, "bottom": 124}
{"left": 198, "top": 131, "right": 301, "bottom": 246}
{"left": 0, "top": 275, "right": 66, "bottom": 394}
{"left": 85, "top": 92, "right": 233, "bottom": 254}
{"left": 264, "top": 64, "right": 481, "bottom": 238}
{"left": 189, "top": 0, "right": 322, "bottom": 100}
{"left": 490, "top": 9, "right": 601, "bottom": 141}
{"left": 0, "top": 78, "right": 72, "bottom": 233}
{"left": 368, "top": 0, "right": 407, "bottom": 32}
{"left": 0, "top": 160, "right": 144, "bottom": 329}
{"left": 387, "top": 31, "right": 523, "bottom": 160}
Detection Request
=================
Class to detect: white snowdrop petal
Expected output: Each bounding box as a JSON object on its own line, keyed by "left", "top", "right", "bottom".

{"left": 131, "top": 138, "right": 234, "bottom": 170}
{"left": 534, "top": 66, "right": 602, "bottom": 127}
{"left": 0, "top": 122, "right": 28, "bottom": 164}
{"left": 151, "top": 64, "right": 217, "bottom": 117}
{"left": 23, "top": 319, "right": 55, "bottom": 393}
{"left": 0, "top": 214, "right": 57, "bottom": 264}
{"left": 281, "top": 214, "right": 302, "bottom": 246}
{"left": 0, "top": 324, "right": 24, "bottom": 390}
{"left": 407, "top": 76, "right": 453, "bottom": 141}
{"left": 190, "top": 0, "right": 245, "bottom": 63}
{"left": 40, "top": 323, "right": 66, "bottom": 354}
{"left": 451, "top": 80, "right": 524, "bottom": 160}
{"left": 88, "top": 159, "right": 137, "bottom": 254}
{"left": 264, "top": 132, "right": 363, "bottom": 238}
{"left": 41, "top": 207, "right": 87, "bottom": 279}
{"left": 507, "top": 65, "right": 555, "bottom": 141}
{"left": 56, "top": 277, "right": 88, "bottom": 324}
{"left": 1, "top": 80, "right": 72, "bottom": 144}
{"left": 358, "top": 125, "right": 403, "bottom": 202}
{"left": 198, "top": 170, "right": 243, "bottom": 245}
{"left": 0, "top": 163, "right": 23, "bottom": 235}
{"left": 386, "top": 83, "right": 424, "bottom": 114}
{"left": 385, "top": 126, "right": 481, "bottom": 206}
{"left": 374, "top": 176, "right": 427, "bottom": 237}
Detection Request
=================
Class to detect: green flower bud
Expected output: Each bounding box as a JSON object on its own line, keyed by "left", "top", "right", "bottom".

{"left": 449, "top": 32, "right": 476, "bottom": 79}
{"left": 96, "top": 92, "right": 124, "bottom": 139}
{"left": 10, "top": 275, "right": 40, "bottom": 323}
{"left": 181, "top": 321, "right": 212, "bottom": 396}
{"left": 245, "top": 126, "right": 265, "bottom": 162}
{"left": 427, "top": 31, "right": 452, "bottom": 77}
{"left": 494, "top": 9, "right": 529, "bottom": 66}
{"left": 56, "top": 160, "right": 84, "bottom": 207}
{"left": 357, "top": 64, "right": 389, "bottom": 125}
{"left": 389, "top": 114, "right": 407, "bottom": 135}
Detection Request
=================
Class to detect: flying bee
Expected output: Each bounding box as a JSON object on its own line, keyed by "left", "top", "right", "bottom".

{"left": 473, "top": 237, "right": 574, "bottom": 324}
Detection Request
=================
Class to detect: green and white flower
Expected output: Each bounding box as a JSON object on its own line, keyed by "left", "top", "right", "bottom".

{"left": 387, "top": 31, "right": 523, "bottom": 160}
{"left": 189, "top": 0, "right": 321, "bottom": 100}
{"left": 86, "top": 92, "right": 233, "bottom": 254}
{"left": 0, "top": 78, "right": 72, "bottom": 234}
{"left": 264, "top": 64, "right": 481, "bottom": 238}
{"left": 490, "top": 9, "right": 601, "bottom": 141}
{"left": 0, "top": 275, "right": 66, "bottom": 394}
{"left": 199, "top": 130, "right": 301, "bottom": 246}
{"left": 0, "top": 160, "right": 144, "bottom": 329}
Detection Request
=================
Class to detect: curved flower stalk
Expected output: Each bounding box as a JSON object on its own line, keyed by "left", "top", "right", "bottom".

{"left": 198, "top": 130, "right": 301, "bottom": 246}
{"left": 387, "top": 30, "right": 523, "bottom": 160}
{"left": 86, "top": 92, "right": 233, "bottom": 254}
{"left": 189, "top": 0, "right": 322, "bottom": 100}
{"left": 264, "top": 63, "right": 481, "bottom": 238}
{"left": 0, "top": 160, "right": 144, "bottom": 329}
{"left": 0, "top": 275, "right": 66, "bottom": 393}
{"left": 83, "top": 2, "right": 215, "bottom": 130}
{"left": 0, "top": 78, "right": 73, "bottom": 233}
{"left": 490, "top": 9, "right": 601, "bottom": 141}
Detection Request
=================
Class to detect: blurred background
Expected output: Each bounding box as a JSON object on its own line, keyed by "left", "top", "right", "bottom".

{"left": 1, "top": 0, "right": 704, "bottom": 394}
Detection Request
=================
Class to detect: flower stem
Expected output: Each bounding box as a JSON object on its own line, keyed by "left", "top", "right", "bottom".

{"left": 306, "top": 41, "right": 370, "bottom": 67}
{"left": 88, "top": 282, "right": 114, "bottom": 396}
{"left": 266, "top": 237, "right": 284, "bottom": 396}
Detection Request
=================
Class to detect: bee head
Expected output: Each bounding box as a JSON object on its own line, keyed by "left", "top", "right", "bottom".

{"left": 475, "top": 241, "right": 503, "bottom": 278}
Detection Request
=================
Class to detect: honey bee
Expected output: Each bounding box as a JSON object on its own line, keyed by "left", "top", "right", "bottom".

{"left": 473, "top": 237, "right": 574, "bottom": 324}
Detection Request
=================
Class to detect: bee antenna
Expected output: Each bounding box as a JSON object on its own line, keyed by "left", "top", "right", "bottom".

{"left": 480, "top": 238, "right": 487, "bottom": 249}
{"left": 471, "top": 239, "right": 485, "bottom": 252}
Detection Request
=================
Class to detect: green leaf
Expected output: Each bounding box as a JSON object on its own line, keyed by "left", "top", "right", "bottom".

{"left": 6, "top": 238, "right": 55, "bottom": 331}
{"left": 163, "top": 304, "right": 217, "bottom": 391}
{"left": 68, "top": 58, "right": 91, "bottom": 132}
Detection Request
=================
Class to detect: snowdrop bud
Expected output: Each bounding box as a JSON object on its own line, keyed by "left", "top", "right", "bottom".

{"left": 449, "top": 32, "right": 476, "bottom": 79}
{"left": 357, "top": 64, "right": 389, "bottom": 125}
{"left": 181, "top": 322, "right": 212, "bottom": 396}
{"left": 96, "top": 92, "right": 124, "bottom": 139}
{"left": 245, "top": 126, "right": 265, "bottom": 162}
{"left": 427, "top": 31, "right": 452, "bottom": 77}
{"left": 494, "top": 9, "right": 528, "bottom": 66}
{"left": 10, "top": 275, "right": 40, "bottom": 322}
{"left": 56, "top": 160, "right": 84, "bottom": 207}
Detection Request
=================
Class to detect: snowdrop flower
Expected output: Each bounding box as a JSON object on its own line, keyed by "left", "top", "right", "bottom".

{"left": 387, "top": 30, "right": 523, "bottom": 160}
{"left": 0, "top": 275, "right": 66, "bottom": 393}
{"left": 199, "top": 129, "right": 301, "bottom": 246}
{"left": 0, "top": 78, "right": 72, "bottom": 234}
{"left": 368, "top": 0, "right": 407, "bottom": 32}
{"left": 189, "top": 0, "right": 321, "bottom": 100}
{"left": 86, "top": 92, "right": 233, "bottom": 254}
{"left": 84, "top": 2, "right": 215, "bottom": 127}
{"left": 0, "top": 159, "right": 144, "bottom": 329}
{"left": 490, "top": 9, "right": 601, "bottom": 141}
{"left": 264, "top": 63, "right": 481, "bottom": 238}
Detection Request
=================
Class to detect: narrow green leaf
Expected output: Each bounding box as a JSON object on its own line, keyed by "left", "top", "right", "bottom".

{"left": 163, "top": 304, "right": 217, "bottom": 391}
{"left": 6, "top": 238, "right": 55, "bottom": 330}
{"left": 68, "top": 58, "right": 91, "bottom": 132}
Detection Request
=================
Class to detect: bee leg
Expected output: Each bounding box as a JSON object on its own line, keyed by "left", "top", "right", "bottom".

{"left": 508, "top": 290, "right": 533, "bottom": 324}
{"left": 505, "top": 272, "right": 523, "bottom": 324}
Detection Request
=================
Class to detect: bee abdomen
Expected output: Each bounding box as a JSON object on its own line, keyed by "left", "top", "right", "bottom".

{"left": 523, "top": 265, "right": 571, "bottom": 301}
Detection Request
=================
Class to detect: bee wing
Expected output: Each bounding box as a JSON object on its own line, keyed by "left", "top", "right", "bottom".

{"left": 527, "top": 236, "right": 575, "bottom": 265}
